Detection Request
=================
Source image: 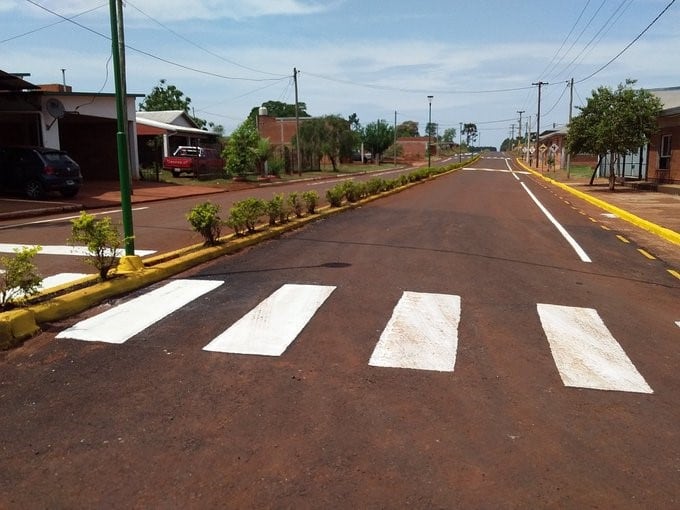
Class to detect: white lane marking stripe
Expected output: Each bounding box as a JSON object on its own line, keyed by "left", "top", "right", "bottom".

{"left": 0, "top": 207, "right": 150, "bottom": 231}
{"left": 0, "top": 243, "right": 155, "bottom": 257}
{"left": 520, "top": 182, "right": 592, "bottom": 263}
{"left": 676, "top": 321, "right": 680, "bottom": 329}
{"left": 505, "top": 159, "right": 522, "bottom": 181}
{"left": 39, "top": 272, "right": 89, "bottom": 291}
{"left": 56, "top": 279, "right": 224, "bottom": 343}
{"left": 537, "top": 303, "right": 653, "bottom": 394}
{"left": 203, "top": 284, "right": 336, "bottom": 356}
{"left": 369, "top": 291, "right": 461, "bottom": 372}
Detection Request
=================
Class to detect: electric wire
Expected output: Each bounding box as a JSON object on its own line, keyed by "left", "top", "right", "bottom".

{"left": 575, "top": 0, "right": 676, "bottom": 83}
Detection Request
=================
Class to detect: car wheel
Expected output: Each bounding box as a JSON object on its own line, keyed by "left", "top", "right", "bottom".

{"left": 25, "top": 180, "right": 44, "bottom": 199}
{"left": 60, "top": 188, "right": 79, "bottom": 198}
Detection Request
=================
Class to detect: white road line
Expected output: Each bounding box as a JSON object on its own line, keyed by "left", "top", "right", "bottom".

{"left": 56, "top": 279, "right": 224, "bottom": 343}
{"left": 0, "top": 243, "right": 155, "bottom": 257}
{"left": 203, "top": 284, "right": 336, "bottom": 356}
{"left": 520, "top": 182, "right": 592, "bottom": 263}
{"left": 39, "top": 272, "right": 89, "bottom": 290}
{"left": 0, "top": 207, "right": 149, "bottom": 230}
{"left": 537, "top": 303, "right": 653, "bottom": 394}
{"left": 676, "top": 321, "right": 680, "bottom": 329}
{"left": 369, "top": 291, "right": 461, "bottom": 372}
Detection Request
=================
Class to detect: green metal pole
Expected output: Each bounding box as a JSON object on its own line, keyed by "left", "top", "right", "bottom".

{"left": 109, "top": 0, "right": 134, "bottom": 255}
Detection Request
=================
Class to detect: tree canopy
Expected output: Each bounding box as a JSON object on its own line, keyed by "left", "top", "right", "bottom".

{"left": 294, "top": 115, "right": 354, "bottom": 171}
{"left": 396, "top": 120, "right": 419, "bottom": 138}
{"left": 248, "top": 100, "right": 310, "bottom": 123}
{"left": 363, "top": 120, "right": 395, "bottom": 163}
{"left": 223, "top": 120, "right": 259, "bottom": 177}
{"left": 442, "top": 127, "right": 457, "bottom": 143}
{"left": 139, "top": 79, "right": 223, "bottom": 133}
{"left": 566, "top": 79, "right": 662, "bottom": 190}
{"left": 462, "top": 123, "right": 478, "bottom": 146}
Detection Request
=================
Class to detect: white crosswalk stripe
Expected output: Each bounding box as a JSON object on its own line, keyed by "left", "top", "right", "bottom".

{"left": 537, "top": 303, "right": 653, "bottom": 394}
{"left": 56, "top": 279, "right": 223, "bottom": 343}
{"left": 203, "top": 284, "right": 336, "bottom": 356}
{"left": 49, "top": 279, "right": 656, "bottom": 395}
{"left": 369, "top": 291, "right": 461, "bottom": 372}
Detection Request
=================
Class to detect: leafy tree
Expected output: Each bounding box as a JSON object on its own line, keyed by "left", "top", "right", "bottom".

{"left": 248, "top": 100, "right": 309, "bottom": 123}
{"left": 0, "top": 246, "right": 42, "bottom": 309}
{"left": 462, "top": 123, "right": 478, "bottom": 146}
{"left": 566, "top": 79, "right": 662, "bottom": 190}
{"left": 69, "top": 212, "right": 123, "bottom": 281}
{"left": 363, "top": 120, "right": 395, "bottom": 164}
{"left": 396, "top": 120, "right": 419, "bottom": 138}
{"left": 295, "top": 117, "right": 326, "bottom": 171}
{"left": 223, "top": 120, "right": 259, "bottom": 177}
{"left": 322, "top": 115, "right": 354, "bottom": 171}
{"left": 442, "top": 127, "right": 457, "bottom": 143}
{"left": 139, "top": 79, "right": 214, "bottom": 130}
{"left": 348, "top": 113, "right": 361, "bottom": 132}
{"left": 425, "top": 122, "right": 438, "bottom": 138}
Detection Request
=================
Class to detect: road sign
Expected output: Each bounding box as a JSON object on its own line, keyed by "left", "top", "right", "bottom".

{"left": 539, "top": 144, "right": 547, "bottom": 153}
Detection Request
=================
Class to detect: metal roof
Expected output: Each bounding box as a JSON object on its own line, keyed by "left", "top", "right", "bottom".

{"left": 0, "top": 70, "right": 39, "bottom": 91}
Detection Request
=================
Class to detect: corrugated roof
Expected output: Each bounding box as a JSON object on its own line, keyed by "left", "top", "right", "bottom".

{"left": 649, "top": 87, "right": 680, "bottom": 112}
{"left": 136, "top": 110, "right": 199, "bottom": 128}
{"left": 135, "top": 115, "right": 209, "bottom": 136}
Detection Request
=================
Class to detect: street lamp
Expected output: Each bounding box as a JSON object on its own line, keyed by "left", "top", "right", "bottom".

{"left": 427, "top": 95, "right": 433, "bottom": 167}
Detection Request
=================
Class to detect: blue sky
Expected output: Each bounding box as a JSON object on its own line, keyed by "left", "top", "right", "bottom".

{"left": 1, "top": 0, "right": 678, "bottom": 148}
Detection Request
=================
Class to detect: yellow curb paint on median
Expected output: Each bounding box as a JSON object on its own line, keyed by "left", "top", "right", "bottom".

{"left": 515, "top": 159, "right": 680, "bottom": 247}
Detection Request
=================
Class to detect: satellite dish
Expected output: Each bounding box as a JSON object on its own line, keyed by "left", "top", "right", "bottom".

{"left": 46, "top": 98, "right": 65, "bottom": 119}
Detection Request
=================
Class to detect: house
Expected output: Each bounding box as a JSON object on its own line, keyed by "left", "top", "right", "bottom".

{"left": 0, "top": 69, "right": 141, "bottom": 180}
{"left": 647, "top": 87, "right": 680, "bottom": 184}
{"left": 135, "top": 110, "right": 220, "bottom": 169}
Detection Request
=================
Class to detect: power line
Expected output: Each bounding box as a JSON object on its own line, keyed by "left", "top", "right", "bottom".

{"left": 24, "top": 0, "right": 286, "bottom": 83}
{"left": 124, "top": 1, "right": 288, "bottom": 79}
{"left": 576, "top": 0, "right": 676, "bottom": 84}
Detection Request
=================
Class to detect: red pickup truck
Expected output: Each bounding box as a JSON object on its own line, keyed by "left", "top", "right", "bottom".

{"left": 162, "top": 146, "right": 224, "bottom": 178}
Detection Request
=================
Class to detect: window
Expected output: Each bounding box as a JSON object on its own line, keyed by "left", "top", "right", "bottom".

{"left": 659, "top": 134, "right": 671, "bottom": 170}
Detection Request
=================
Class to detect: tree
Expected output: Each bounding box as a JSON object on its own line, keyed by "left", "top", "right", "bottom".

{"left": 396, "top": 120, "right": 419, "bottom": 138}
{"left": 322, "top": 115, "right": 354, "bottom": 171}
{"left": 248, "top": 100, "right": 310, "bottom": 123}
{"left": 139, "top": 79, "right": 213, "bottom": 130}
{"left": 223, "top": 120, "right": 259, "bottom": 177}
{"left": 442, "top": 127, "right": 457, "bottom": 143}
{"left": 566, "top": 79, "right": 662, "bottom": 190}
{"left": 295, "top": 117, "right": 326, "bottom": 171}
{"left": 362, "top": 120, "right": 395, "bottom": 164}
{"left": 425, "top": 122, "right": 438, "bottom": 138}
{"left": 462, "top": 123, "right": 478, "bottom": 146}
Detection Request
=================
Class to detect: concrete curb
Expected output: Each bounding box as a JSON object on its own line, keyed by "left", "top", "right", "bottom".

{"left": 0, "top": 159, "right": 475, "bottom": 349}
{"left": 515, "top": 159, "right": 680, "bottom": 247}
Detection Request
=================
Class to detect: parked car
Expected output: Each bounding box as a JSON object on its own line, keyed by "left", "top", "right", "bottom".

{"left": 0, "top": 146, "right": 83, "bottom": 199}
{"left": 162, "top": 146, "right": 224, "bottom": 178}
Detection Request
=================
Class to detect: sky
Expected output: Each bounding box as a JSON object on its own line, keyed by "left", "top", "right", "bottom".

{"left": 1, "top": 0, "right": 679, "bottom": 149}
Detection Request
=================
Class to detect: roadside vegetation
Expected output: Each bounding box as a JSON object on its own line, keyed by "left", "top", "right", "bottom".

{"left": 0, "top": 246, "right": 43, "bottom": 310}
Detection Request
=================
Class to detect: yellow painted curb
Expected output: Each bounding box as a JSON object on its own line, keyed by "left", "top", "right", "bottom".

{"left": 515, "top": 159, "right": 680, "bottom": 247}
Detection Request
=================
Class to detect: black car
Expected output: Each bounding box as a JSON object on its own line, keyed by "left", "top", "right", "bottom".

{"left": 0, "top": 146, "right": 82, "bottom": 199}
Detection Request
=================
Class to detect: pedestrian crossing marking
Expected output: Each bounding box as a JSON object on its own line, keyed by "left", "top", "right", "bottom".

{"left": 369, "top": 291, "right": 461, "bottom": 372}
{"left": 38, "top": 273, "right": 89, "bottom": 291}
{"left": 0, "top": 243, "right": 155, "bottom": 257}
{"left": 537, "top": 303, "right": 653, "bottom": 394}
{"left": 56, "top": 279, "right": 224, "bottom": 343}
{"left": 203, "top": 284, "right": 336, "bottom": 356}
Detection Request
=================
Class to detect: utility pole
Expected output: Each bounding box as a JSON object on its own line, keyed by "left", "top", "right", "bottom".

{"left": 427, "top": 95, "right": 433, "bottom": 167}
{"left": 393, "top": 110, "right": 397, "bottom": 166}
{"left": 109, "top": 0, "right": 134, "bottom": 255}
{"left": 566, "top": 78, "right": 574, "bottom": 178}
{"left": 526, "top": 116, "right": 532, "bottom": 164}
{"left": 510, "top": 124, "right": 515, "bottom": 149}
{"left": 532, "top": 81, "right": 547, "bottom": 169}
{"left": 458, "top": 122, "right": 462, "bottom": 163}
{"left": 293, "top": 67, "right": 301, "bottom": 176}
{"left": 516, "top": 110, "right": 524, "bottom": 144}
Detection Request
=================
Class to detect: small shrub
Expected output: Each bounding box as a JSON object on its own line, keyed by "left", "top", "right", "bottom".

{"left": 366, "top": 178, "right": 386, "bottom": 195}
{"left": 0, "top": 246, "right": 43, "bottom": 309}
{"left": 287, "top": 192, "right": 303, "bottom": 218}
{"left": 268, "top": 157, "right": 285, "bottom": 177}
{"left": 227, "top": 198, "right": 265, "bottom": 234}
{"left": 186, "top": 201, "right": 222, "bottom": 246}
{"left": 266, "top": 194, "right": 285, "bottom": 226}
{"left": 69, "top": 212, "right": 123, "bottom": 280}
{"left": 302, "top": 190, "right": 319, "bottom": 214}
{"left": 342, "top": 181, "right": 363, "bottom": 203}
{"left": 326, "top": 184, "right": 345, "bottom": 207}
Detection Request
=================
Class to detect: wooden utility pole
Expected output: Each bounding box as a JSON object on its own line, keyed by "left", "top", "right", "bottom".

{"left": 532, "top": 81, "right": 547, "bottom": 169}
{"left": 293, "top": 67, "right": 301, "bottom": 176}
{"left": 566, "top": 78, "right": 574, "bottom": 178}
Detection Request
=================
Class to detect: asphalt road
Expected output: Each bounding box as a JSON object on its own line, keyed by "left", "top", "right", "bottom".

{"left": 1, "top": 155, "right": 678, "bottom": 508}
